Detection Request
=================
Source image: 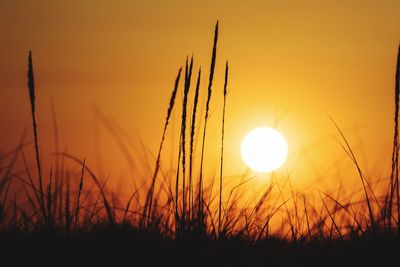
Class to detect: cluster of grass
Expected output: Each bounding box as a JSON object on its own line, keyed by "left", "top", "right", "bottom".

{"left": 0, "top": 22, "right": 400, "bottom": 266}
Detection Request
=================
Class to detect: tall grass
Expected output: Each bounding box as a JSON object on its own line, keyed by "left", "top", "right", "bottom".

{"left": 396, "top": 44, "right": 400, "bottom": 234}
{"left": 74, "top": 158, "right": 85, "bottom": 228}
{"left": 218, "top": 61, "right": 228, "bottom": 236}
{"left": 144, "top": 67, "right": 182, "bottom": 227}
{"left": 0, "top": 23, "right": 399, "bottom": 250}
{"left": 329, "top": 117, "right": 377, "bottom": 231}
{"left": 387, "top": 44, "right": 400, "bottom": 233}
{"left": 180, "top": 56, "right": 193, "bottom": 228}
{"left": 27, "top": 51, "right": 47, "bottom": 225}
{"left": 189, "top": 67, "right": 201, "bottom": 221}
{"left": 198, "top": 21, "right": 219, "bottom": 223}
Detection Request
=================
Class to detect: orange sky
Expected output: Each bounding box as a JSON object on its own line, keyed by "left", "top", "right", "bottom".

{"left": 0, "top": 0, "right": 399, "bottom": 194}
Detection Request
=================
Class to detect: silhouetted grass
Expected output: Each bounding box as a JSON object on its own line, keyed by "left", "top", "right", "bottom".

{"left": 144, "top": 67, "right": 182, "bottom": 227}
{"left": 180, "top": 56, "right": 193, "bottom": 227}
{"left": 219, "top": 61, "right": 228, "bottom": 236}
{"left": 189, "top": 67, "right": 201, "bottom": 222}
{"left": 74, "top": 158, "right": 85, "bottom": 228}
{"left": 199, "top": 21, "right": 219, "bottom": 224}
{"left": 27, "top": 51, "right": 46, "bottom": 224}
{"left": 0, "top": 22, "right": 399, "bottom": 267}
{"left": 388, "top": 44, "right": 400, "bottom": 233}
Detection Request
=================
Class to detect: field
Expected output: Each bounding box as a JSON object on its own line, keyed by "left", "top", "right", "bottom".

{"left": 1, "top": 22, "right": 400, "bottom": 266}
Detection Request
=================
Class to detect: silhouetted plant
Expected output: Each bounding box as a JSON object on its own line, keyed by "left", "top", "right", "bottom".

{"left": 27, "top": 51, "right": 46, "bottom": 224}
{"left": 189, "top": 67, "right": 201, "bottom": 221}
{"left": 180, "top": 56, "right": 193, "bottom": 227}
{"left": 198, "top": 21, "right": 219, "bottom": 225}
{"left": 144, "top": 67, "right": 182, "bottom": 226}
{"left": 219, "top": 61, "right": 228, "bottom": 236}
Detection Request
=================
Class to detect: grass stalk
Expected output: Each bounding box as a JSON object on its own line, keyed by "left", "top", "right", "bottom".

{"left": 198, "top": 21, "right": 219, "bottom": 221}
{"left": 46, "top": 168, "right": 52, "bottom": 227}
{"left": 395, "top": 44, "right": 400, "bottom": 234}
{"left": 74, "top": 158, "right": 85, "bottom": 228}
{"left": 27, "top": 51, "right": 46, "bottom": 223}
{"left": 218, "top": 61, "right": 228, "bottom": 237}
{"left": 181, "top": 56, "right": 193, "bottom": 226}
{"left": 388, "top": 45, "right": 400, "bottom": 230}
{"left": 189, "top": 68, "right": 201, "bottom": 222}
{"left": 144, "top": 67, "right": 182, "bottom": 226}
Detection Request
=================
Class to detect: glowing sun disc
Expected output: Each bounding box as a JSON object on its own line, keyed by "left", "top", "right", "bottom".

{"left": 241, "top": 127, "right": 288, "bottom": 173}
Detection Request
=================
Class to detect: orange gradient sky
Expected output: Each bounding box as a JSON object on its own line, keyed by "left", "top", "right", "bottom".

{"left": 0, "top": 0, "right": 400, "bottom": 192}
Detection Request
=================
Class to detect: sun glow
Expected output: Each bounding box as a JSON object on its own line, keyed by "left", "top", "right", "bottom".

{"left": 241, "top": 127, "right": 288, "bottom": 173}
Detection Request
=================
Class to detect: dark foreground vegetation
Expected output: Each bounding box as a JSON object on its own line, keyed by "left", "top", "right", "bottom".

{"left": 1, "top": 227, "right": 399, "bottom": 267}
{"left": 1, "top": 22, "right": 400, "bottom": 266}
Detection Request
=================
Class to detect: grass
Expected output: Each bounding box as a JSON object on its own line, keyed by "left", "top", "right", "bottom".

{"left": 198, "top": 21, "right": 219, "bottom": 226}
{"left": 0, "top": 22, "right": 400, "bottom": 266}
{"left": 27, "top": 50, "right": 46, "bottom": 224}
{"left": 144, "top": 67, "right": 182, "bottom": 226}
{"left": 219, "top": 61, "right": 228, "bottom": 236}
{"left": 189, "top": 67, "right": 201, "bottom": 223}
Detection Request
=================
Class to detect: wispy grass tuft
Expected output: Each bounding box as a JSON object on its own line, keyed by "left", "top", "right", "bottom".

{"left": 329, "top": 116, "right": 379, "bottom": 231}
{"left": 189, "top": 67, "right": 201, "bottom": 220}
{"left": 396, "top": 44, "right": 400, "bottom": 233}
{"left": 198, "top": 21, "right": 219, "bottom": 221}
{"left": 74, "top": 158, "right": 85, "bottom": 228}
{"left": 144, "top": 67, "right": 182, "bottom": 226}
{"left": 218, "top": 61, "right": 228, "bottom": 237}
{"left": 27, "top": 51, "right": 46, "bottom": 224}
{"left": 46, "top": 168, "right": 52, "bottom": 227}
{"left": 389, "top": 44, "right": 400, "bottom": 233}
{"left": 181, "top": 56, "right": 193, "bottom": 225}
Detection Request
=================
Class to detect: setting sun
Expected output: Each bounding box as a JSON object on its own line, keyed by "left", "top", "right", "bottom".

{"left": 241, "top": 127, "right": 288, "bottom": 173}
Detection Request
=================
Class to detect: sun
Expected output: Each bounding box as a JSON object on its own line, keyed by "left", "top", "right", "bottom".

{"left": 241, "top": 127, "right": 288, "bottom": 173}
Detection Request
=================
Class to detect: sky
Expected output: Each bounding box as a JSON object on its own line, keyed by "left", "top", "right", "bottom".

{"left": 0, "top": 0, "right": 399, "bottom": 194}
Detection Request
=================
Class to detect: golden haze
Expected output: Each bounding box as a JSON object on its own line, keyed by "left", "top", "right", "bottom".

{"left": 0, "top": 1, "right": 399, "bottom": 200}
